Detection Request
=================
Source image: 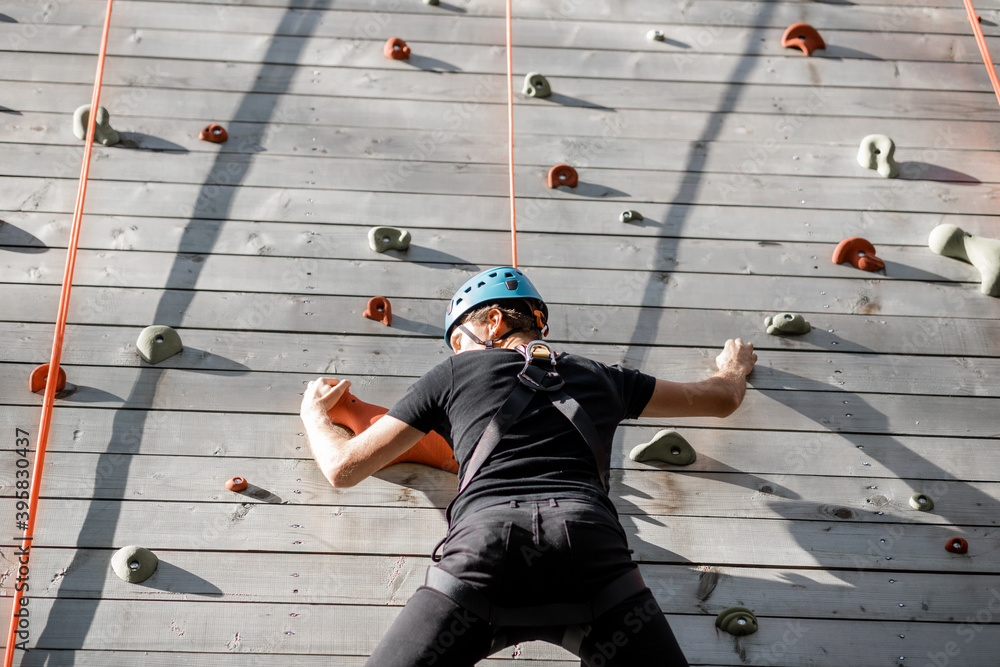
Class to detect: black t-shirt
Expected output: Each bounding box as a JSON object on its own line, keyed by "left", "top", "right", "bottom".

{"left": 387, "top": 348, "right": 657, "bottom": 524}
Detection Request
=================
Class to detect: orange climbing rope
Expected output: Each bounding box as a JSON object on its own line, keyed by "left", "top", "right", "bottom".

{"left": 962, "top": 0, "right": 1000, "bottom": 109}
{"left": 505, "top": 0, "right": 518, "bottom": 267}
{"left": 3, "top": 0, "right": 115, "bottom": 662}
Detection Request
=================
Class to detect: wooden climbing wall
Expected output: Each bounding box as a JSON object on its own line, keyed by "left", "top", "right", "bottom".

{"left": 2, "top": 0, "right": 1000, "bottom": 664}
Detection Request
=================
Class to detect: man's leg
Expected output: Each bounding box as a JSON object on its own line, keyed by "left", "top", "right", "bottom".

{"left": 578, "top": 588, "right": 690, "bottom": 667}
{"left": 365, "top": 586, "right": 494, "bottom": 667}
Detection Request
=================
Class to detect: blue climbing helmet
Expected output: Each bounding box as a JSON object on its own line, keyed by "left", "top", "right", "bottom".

{"left": 444, "top": 266, "right": 548, "bottom": 346}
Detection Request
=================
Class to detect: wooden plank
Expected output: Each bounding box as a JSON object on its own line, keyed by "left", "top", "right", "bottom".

{"left": 6, "top": 284, "right": 1000, "bottom": 359}
{"left": 12, "top": 653, "right": 570, "bottom": 667}
{"left": 3, "top": 362, "right": 1000, "bottom": 438}
{"left": 4, "top": 405, "right": 999, "bottom": 482}
{"left": 0, "top": 499, "right": 996, "bottom": 573}
{"left": 9, "top": 53, "right": 1000, "bottom": 123}
{"left": 10, "top": 26, "right": 1000, "bottom": 93}
{"left": 7, "top": 547, "right": 997, "bottom": 625}
{"left": 4, "top": 82, "right": 997, "bottom": 153}
{"left": 5, "top": 596, "right": 1000, "bottom": 664}
{"left": 13, "top": 450, "right": 1000, "bottom": 528}
{"left": 4, "top": 251, "right": 999, "bottom": 321}
{"left": 6, "top": 322, "right": 1000, "bottom": 398}
{"left": 31, "top": 1, "right": 1000, "bottom": 57}
{"left": 6, "top": 113, "right": 998, "bottom": 186}
{"left": 1, "top": 213, "right": 988, "bottom": 283}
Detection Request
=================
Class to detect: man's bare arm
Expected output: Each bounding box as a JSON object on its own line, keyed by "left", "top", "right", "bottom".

{"left": 300, "top": 378, "right": 425, "bottom": 487}
{"left": 640, "top": 338, "right": 757, "bottom": 419}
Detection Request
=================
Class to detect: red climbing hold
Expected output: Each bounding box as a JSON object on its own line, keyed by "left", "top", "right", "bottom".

{"left": 781, "top": 23, "right": 825, "bottom": 56}
{"left": 328, "top": 390, "right": 459, "bottom": 473}
{"left": 199, "top": 124, "right": 228, "bottom": 143}
{"left": 29, "top": 364, "right": 66, "bottom": 393}
{"left": 363, "top": 296, "right": 392, "bottom": 326}
{"left": 547, "top": 164, "right": 578, "bottom": 188}
{"left": 945, "top": 537, "right": 969, "bottom": 554}
{"left": 832, "top": 237, "right": 885, "bottom": 272}
{"left": 226, "top": 476, "right": 249, "bottom": 492}
{"left": 384, "top": 37, "right": 411, "bottom": 60}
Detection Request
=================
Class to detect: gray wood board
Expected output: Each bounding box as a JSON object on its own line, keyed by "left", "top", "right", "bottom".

{"left": 4, "top": 595, "right": 999, "bottom": 664}
{"left": 4, "top": 285, "right": 1000, "bottom": 359}
{"left": 9, "top": 53, "right": 1000, "bottom": 122}
{"left": 0, "top": 499, "right": 996, "bottom": 574}
{"left": 6, "top": 112, "right": 998, "bottom": 185}
{"left": 31, "top": 1, "right": 1000, "bottom": 57}
{"left": 3, "top": 251, "right": 999, "bottom": 320}
{"left": 3, "top": 363, "right": 1000, "bottom": 438}
{"left": 4, "top": 82, "right": 997, "bottom": 152}
{"left": 10, "top": 546, "right": 998, "bottom": 625}
{"left": 9, "top": 450, "right": 999, "bottom": 528}
{"left": 5, "top": 322, "right": 1000, "bottom": 398}
{"left": 11, "top": 26, "right": 1000, "bottom": 93}
{"left": 3, "top": 404, "right": 998, "bottom": 482}
{"left": 105, "top": 0, "right": 1000, "bottom": 34}
{"left": 0, "top": 215, "right": 986, "bottom": 282}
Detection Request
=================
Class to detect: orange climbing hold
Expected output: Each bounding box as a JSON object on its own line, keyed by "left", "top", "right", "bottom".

{"left": 199, "top": 124, "right": 228, "bottom": 143}
{"left": 832, "top": 237, "right": 885, "bottom": 272}
{"left": 226, "top": 476, "right": 249, "bottom": 492}
{"left": 384, "top": 37, "right": 411, "bottom": 60}
{"left": 363, "top": 296, "right": 392, "bottom": 326}
{"left": 945, "top": 537, "right": 969, "bottom": 554}
{"left": 328, "top": 390, "right": 459, "bottom": 474}
{"left": 29, "top": 364, "right": 66, "bottom": 394}
{"left": 781, "top": 23, "right": 825, "bottom": 56}
{"left": 547, "top": 164, "right": 578, "bottom": 188}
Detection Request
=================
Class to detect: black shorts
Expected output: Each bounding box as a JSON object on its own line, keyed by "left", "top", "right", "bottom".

{"left": 366, "top": 498, "right": 690, "bottom": 666}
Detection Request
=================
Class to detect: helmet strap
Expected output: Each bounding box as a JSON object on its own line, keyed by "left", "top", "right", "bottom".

{"left": 456, "top": 324, "right": 520, "bottom": 349}
{"left": 533, "top": 309, "right": 549, "bottom": 338}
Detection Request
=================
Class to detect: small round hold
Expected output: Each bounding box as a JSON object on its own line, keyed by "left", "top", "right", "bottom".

{"left": 111, "top": 545, "right": 158, "bottom": 584}
{"left": 764, "top": 312, "right": 811, "bottom": 336}
{"left": 226, "top": 476, "right": 249, "bottom": 492}
{"left": 368, "top": 226, "right": 411, "bottom": 253}
{"left": 199, "top": 123, "right": 228, "bottom": 143}
{"left": 945, "top": 537, "right": 968, "bottom": 554}
{"left": 647, "top": 29, "right": 665, "bottom": 41}
{"left": 909, "top": 493, "right": 934, "bottom": 511}
{"left": 629, "top": 430, "right": 696, "bottom": 466}
{"left": 547, "top": 164, "right": 578, "bottom": 188}
{"left": 363, "top": 296, "right": 393, "bottom": 326}
{"left": 522, "top": 72, "right": 552, "bottom": 98}
{"left": 29, "top": 363, "right": 67, "bottom": 393}
{"left": 136, "top": 325, "right": 183, "bottom": 365}
{"left": 384, "top": 37, "right": 411, "bottom": 60}
{"left": 620, "top": 210, "right": 644, "bottom": 223}
{"left": 424, "top": 0, "right": 440, "bottom": 4}
{"left": 715, "top": 606, "right": 758, "bottom": 636}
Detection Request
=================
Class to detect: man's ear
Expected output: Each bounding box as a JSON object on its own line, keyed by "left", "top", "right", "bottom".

{"left": 488, "top": 308, "right": 505, "bottom": 335}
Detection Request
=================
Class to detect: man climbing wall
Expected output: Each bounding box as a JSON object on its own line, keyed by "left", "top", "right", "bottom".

{"left": 300, "top": 266, "right": 757, "bottom": 666}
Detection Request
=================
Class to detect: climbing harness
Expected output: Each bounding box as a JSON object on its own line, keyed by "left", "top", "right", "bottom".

{"left": 5, "top": 1, "right": 117, "bottom": 663}
{"left": 425, "top": 340, "right": 646, "bottom": 654}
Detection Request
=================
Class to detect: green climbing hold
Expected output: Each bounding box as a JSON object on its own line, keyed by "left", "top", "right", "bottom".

{"left": 522, "top": 72, "right": 552, "bottom": 98}
{"left": 647, "top": 29, "right": 665, "bottom": 41}
{"left": 368, "top": 226, "right": 411, "bottom": 253}
{"left": 715, "top": 607, "right": 758, "bottom": 637}
{"left": 928, "top": 224, "right": 1000, "bottom": 297}
{"left": 857, "top": 134, "right": 899, "bottom": 179}
{"left": 629, "top": 430, "right": 696, "bottom": 466}
{"left": 111, "top": 545, "right": 158, "bottom": 584}
{"left": 764, "top": 312, "right": 811, "bottom": 335}
{"left": 909, "top": 493, "right": 934, "bottom": 511}
{"left": 73, "top": 104, "right": 120, "bottom": 146}
{"left": 620, "top": 210, "right": 644, "bottom": 223}
{"left": 136, "top": 325, "right": 183, "bottom": 365}
{"left": 424, "top": 0, "right": 439, "bottom": 4}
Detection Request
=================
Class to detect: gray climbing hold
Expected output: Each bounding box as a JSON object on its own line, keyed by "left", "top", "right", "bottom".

{"left": 647, "top": 29, "right": 665, "bottom": 41}
{"left": 909, "top": 493, "right": 934, "bottom": 511}
{"left": 111, "top": 545, "right": 158, "bottom": 584}
{"left": 424, "top": 0, "right": 440, "bottom": 4}
{"left": 928, "top": 224, "right": 1000, "bottom": 297}
{"left": 368, "top": 226, "right": 411, "bottom": 253}
{"left": 136, "top": 325, "right": 183, "bottom": 364}
{"left": 764, "top": 312, "right": 811, "bottom": 335}
{"left": 522, "top": 72, "right": 552, "bottom": 98}
{"left": 629, "top": 430, "right": 696, "bottom": 466}
{"left": 73, "top": 104, "right": 120, "bottom": 146}
{"left": 857, "top": 134, "right": 899, "bottom": 178}
{"left": 716, "top": 607, "right": 758, "bottom": 636}
{"left": 620, "top": 210, "right": 644, "bottom": 223}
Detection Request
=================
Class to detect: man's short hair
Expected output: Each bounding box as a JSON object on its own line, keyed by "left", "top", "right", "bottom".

{"left": 459, "top": 300, "right": 543, "bottom": 339}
